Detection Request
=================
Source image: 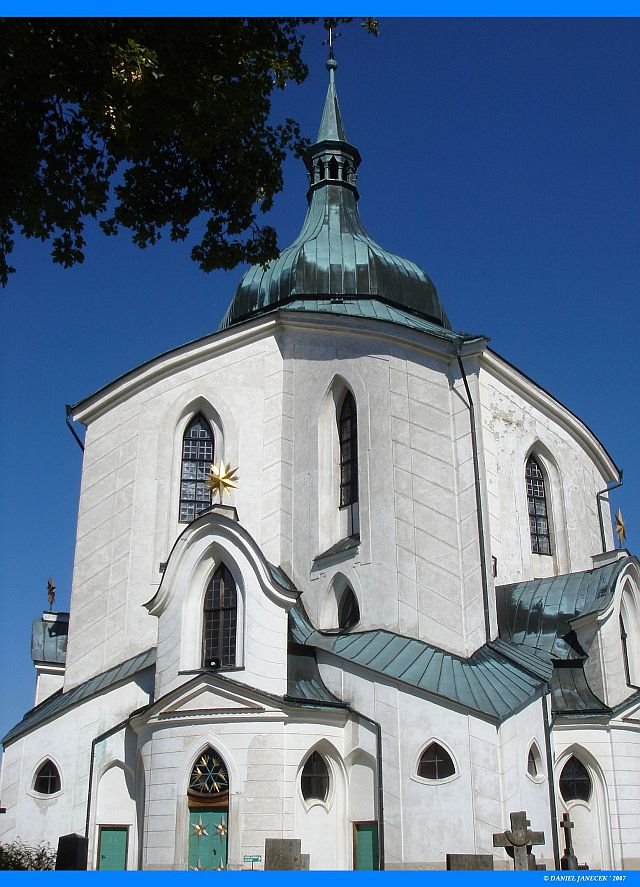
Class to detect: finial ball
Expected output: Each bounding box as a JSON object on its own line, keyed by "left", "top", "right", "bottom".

{"left": 326, "top": 57, "right": 337, "bottom": 72}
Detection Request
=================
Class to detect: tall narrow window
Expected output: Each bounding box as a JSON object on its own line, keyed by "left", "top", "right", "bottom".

{"left": 620, "top": 614, "right": 632, "bottom": 685}
{"left": 301, "top": 751, "right": 330, "bottom": 802}
{"left": 338, "top": 391, "right": 358, "bottom": 508}
{"left": 180, "top": 414, "right": 214, "bottom": 522}
{"left": 526, "top": 456, "right": 551, "bottom": 555}
{"left": 202, "top": 565, "right": 237, "bottom": 669}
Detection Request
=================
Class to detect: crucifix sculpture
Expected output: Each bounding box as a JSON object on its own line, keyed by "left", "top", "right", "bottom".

{"left": 493, "top": 810, "right": 545, "bottom": 870}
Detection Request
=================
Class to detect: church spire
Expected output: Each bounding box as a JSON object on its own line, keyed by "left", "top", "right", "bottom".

{"left": 304, "top": 52, "right": 361, "bottom": 197}
{"left": 221, "top": 49, "right": 451, "bottom": 332}
{"left": 316, "top": 55, "right": 346, "bottom": 143}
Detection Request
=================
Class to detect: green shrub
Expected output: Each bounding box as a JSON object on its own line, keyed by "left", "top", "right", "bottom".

{"left": 0, "top": 839, "right": 56, "bottom": 870}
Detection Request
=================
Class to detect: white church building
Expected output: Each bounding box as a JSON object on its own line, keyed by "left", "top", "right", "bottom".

{"left": 2, "top": 54, "right": 640, "bottom": 872}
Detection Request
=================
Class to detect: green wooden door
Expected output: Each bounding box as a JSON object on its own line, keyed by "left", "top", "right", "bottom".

{"left": 188, "top": 809, "right": 228, "bottom": 870}
{"left": 97, "top": 827, "right": 128, "bottom": 870}
{"left": 354, "top": 821, "right": 379, "bottom": 870}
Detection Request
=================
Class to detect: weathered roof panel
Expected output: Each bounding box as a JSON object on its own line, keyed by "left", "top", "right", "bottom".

{"left": 496, "top": 557, "right": 633, "bottom": 660}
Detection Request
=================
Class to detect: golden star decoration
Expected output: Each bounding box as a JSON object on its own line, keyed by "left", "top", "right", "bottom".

{"left": 192, "top": 816, "right": 208, "bottom": 838}
{"left": 216, "top": 822, "right": 227, "bottom": 837}
{"left": 205, "top": 461, "right": 239, "bottom": 502}
{"left": 616, "top": 508, "right": 626, "bottom": 546}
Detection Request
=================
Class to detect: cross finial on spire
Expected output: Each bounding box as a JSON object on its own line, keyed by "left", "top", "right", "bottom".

{"left": 322, "top": 21, "right": 341, "bottom": 61}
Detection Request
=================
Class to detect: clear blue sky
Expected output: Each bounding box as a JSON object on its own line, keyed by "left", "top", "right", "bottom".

{"left": 1, "top": 18, "right": 638, "bottom": 745}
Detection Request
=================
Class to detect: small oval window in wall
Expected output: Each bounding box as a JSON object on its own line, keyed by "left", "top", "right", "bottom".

{"left": 559, "top": 756, "right": 591, "bottom": 803}
{"left": 301, "top": 751, "right": 330, "bottom": 802}
{"left": 527, "top": 743, "right": 544, "bottom": 780}
{"left": 33, "top": 760, "right": 61, "bottom": 795}
{"left": 417, "top": 742, "right": 455, "bottom": 781}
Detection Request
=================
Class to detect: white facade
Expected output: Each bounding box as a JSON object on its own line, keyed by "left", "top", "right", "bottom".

{"left": 2, "top": 62, "right": 640, "bottom": 873}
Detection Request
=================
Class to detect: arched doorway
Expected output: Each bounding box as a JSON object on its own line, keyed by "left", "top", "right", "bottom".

{"left": 187, "top": 748, "right": 229, "bottom": 870}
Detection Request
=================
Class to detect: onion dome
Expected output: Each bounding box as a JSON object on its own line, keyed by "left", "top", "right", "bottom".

{"left": 220, "top": 55, "right": 450, "bottom": 331}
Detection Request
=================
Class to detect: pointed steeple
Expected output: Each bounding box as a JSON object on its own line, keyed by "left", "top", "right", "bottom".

{"left": 316, "top": 57, "right": 346, "bottom": 142}
{"left": 221, "top": 52, "right": 450, "bottom": 332}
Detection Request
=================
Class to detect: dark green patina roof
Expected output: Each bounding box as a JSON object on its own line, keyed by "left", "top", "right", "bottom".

{"left": 221, "top": 57, "right": 450, "bottom": 333}
{"left": 496, "top": 556, "right": 633, "bottom": 660}
{"left": 289, "top": 603, "right": 545, "bottom": 722}
{"left": 3, "top": 648, "right": 156, "bottom": 746}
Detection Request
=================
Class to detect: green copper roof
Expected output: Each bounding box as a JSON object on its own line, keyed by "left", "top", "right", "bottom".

{"left": 289, "top": 603, "right": 544, "bottom": 723}
{"left": 3, "top": 648, "right": 156, "bottom": 746}
{"left": 220, "top": 57, "right": 450, "bottom": 332}
{"left": 496, "top": 556, "right": 634, "bottom": 660}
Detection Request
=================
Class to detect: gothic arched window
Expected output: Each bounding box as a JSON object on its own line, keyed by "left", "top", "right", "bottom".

{"left": 202, "top": 565, "right": 237, "bottom": 669}
{"left": 338, "top": 586, "right": 360, "bottom": 630}
{"left": 526, "top": 456, "right": 551, "bottom": 555}
{"left": 559, "top": 756, "right": 591, "bottom": 803}
{"left": 417, "top": 742, "right": 456, "bottom": 781}
{"left": 301, "top": 751, "right": 330, "bottom": 802}
{"left": 188, "top": 748, "right": 229, "bottom": 800}
{"left": 180, "top": 414, "right": 214, "bottom": 523}
{"left": 33, "top": 759, "right": 61, "bottom": 795}
{"left": 338, "top": 391, "right": 358, "bottom": 509}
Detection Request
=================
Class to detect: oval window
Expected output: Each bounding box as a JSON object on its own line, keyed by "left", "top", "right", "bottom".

{"left": 301, "top": 751, "right": 329, "bottom": 802}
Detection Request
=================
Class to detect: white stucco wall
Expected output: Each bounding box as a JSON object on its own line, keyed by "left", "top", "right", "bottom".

{"left": 0, "top": 670, "right": 152, "bottom": 862}
{"left": 479, "top": 354, "right": 616, "bottom": 586}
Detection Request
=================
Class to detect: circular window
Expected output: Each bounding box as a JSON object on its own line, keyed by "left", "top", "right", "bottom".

{"left": 301, "top": 751, "right": 329, "bottom": 802}
{"left": 559, "top": 756, "right": 591, "bottom": 803}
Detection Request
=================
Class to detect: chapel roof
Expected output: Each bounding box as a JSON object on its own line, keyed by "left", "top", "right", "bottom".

{"left": 220, "top": 54, "right": 451, "bottom": 332}
{"left": 496, "top": 554, "right": 635, "bottom": 660}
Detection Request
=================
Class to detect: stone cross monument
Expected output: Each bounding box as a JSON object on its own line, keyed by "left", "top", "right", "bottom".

{"left": 493, "top": 810, "right": 545, "bottom": 870}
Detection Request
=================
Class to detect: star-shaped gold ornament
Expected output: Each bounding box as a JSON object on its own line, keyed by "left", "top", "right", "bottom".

{"left": 192, "top": 816, "right": 208, "bottom": 838}
{"left": 216, "top": 821, "right": 227, "bottom": 837}
{"left": 616, "top": 508, "right": 627, "bottom": 547}
{"left": 206, "top": 461, "right": 239, "bottom": 502}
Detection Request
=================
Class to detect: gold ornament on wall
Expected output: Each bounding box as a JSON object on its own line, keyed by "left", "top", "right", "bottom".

{"left": 615, "top": 508, "right": 626, "bottom": 547}
{"left": 205, "top": 461, "right": 239, "bottom": 503}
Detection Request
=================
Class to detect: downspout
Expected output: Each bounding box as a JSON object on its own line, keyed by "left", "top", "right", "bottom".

{"left": 353, "top": 708, "right": 385, "bottom": 871}
{"left": 596, "top": 473, "right": 624, "bottom": 553}
{"left": 85, "top": 718, "right": 130, "bottom": 839}
{"left": 66, "top": 404, "right": 85, "bottom": 452}
{"left": 541, "top": 691, "right": 561, "bottom": 869}
{"left": 456, "top": 348, "right": 492, "bottom": 644}
{"left": 286, "top": 696, "right": 385, "bottom": 870}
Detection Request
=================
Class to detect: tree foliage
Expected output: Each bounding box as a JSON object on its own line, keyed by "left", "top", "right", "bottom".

{"left": 0, "top": 18, "right": 316, "bottom": 285}
{"left": 0, "top": 840, "right": 56, "bottom": 870}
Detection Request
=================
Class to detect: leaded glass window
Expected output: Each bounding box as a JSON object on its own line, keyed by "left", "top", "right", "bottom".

{"left": 202, "top": 565, "right": 237, "bottom": 669}
{"left": 338, "top": 392, "right": 358, "bottom": 508}
{"left": 188, "top": 748, "right": 229, "bottom": 797}
{"left": 33, "top": 760, "right": 61, "bottom": 794}
{"left": 417, "top": 742, "right": 455, "bottom": 781}
{"left": 301, "top": 751, "right": 329, "bottom": 802}
{"left": 526, "top": 456, "right": 552, "bottom": 555}
{"left": 180, "top": 414, "right": 214, "bottom": 522}
{"left": 559, "top": 756, "right": 591, "bottom": 803}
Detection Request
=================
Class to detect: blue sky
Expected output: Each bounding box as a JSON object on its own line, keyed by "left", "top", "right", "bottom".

{"left": 1, "top": 18, "right": 638, "bottom": 745}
